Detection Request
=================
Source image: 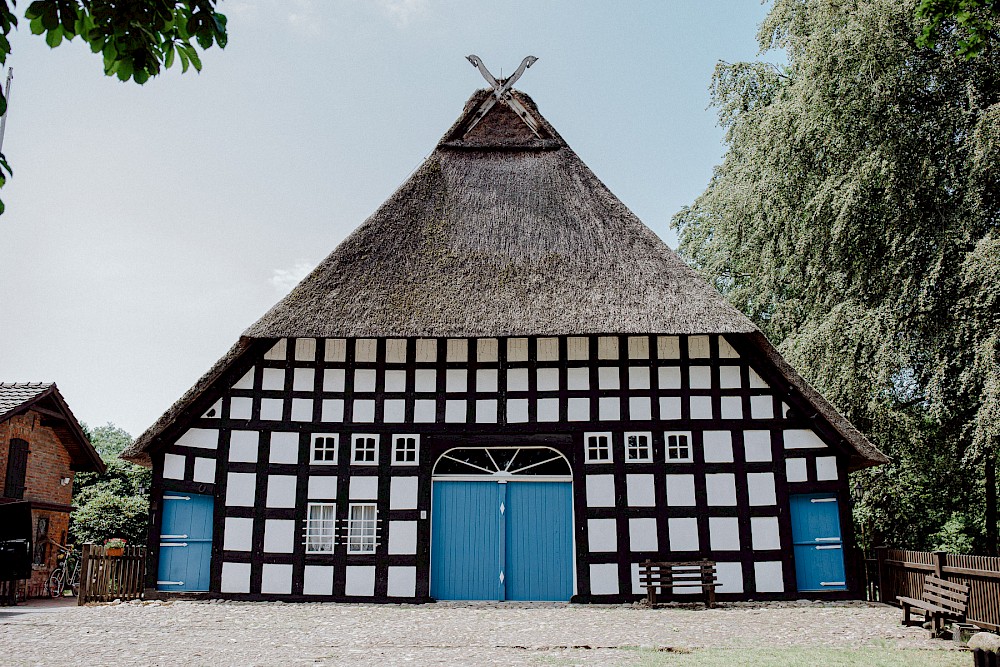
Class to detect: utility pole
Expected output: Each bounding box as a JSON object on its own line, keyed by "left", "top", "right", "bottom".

{"left": 0, "top": 67, "right": 13, "bottom": 154}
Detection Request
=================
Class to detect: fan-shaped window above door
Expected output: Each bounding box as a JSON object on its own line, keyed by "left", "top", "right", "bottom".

{"left": 432, "top": 447, "right": 571, "bottom": 478}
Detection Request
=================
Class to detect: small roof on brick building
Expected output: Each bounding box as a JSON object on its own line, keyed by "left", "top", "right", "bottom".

{"left": 0, "top": 383, "right": 105, "bottom": 473}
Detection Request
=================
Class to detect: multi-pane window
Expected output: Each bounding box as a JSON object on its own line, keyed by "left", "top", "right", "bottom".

{"left": 346, "top": 503, "right": 378, "bottom": 554}
{"left": 311, "top": 434, "right": 338, "bottom": 464}
{"left": 584, "top": 432, "right": 612, "bottom": 463}
{"left": 393, "top": 435, "right": 419, "bottom": 465}
{"left": 665, "top": 432, "right": 692, "bottom": 462}
{"left": 625, "top": 432, "right": 652, "bottom": 462}
{"left": 304, "top": 503, "right": 336, "bottom": 553}
{"left": 351, "top": 434, "right": 379, "bottom": 465}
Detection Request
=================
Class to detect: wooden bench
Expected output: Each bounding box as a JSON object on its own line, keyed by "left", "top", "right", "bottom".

{"left": 898, "top": 575, "right": 970, "bottom": 637}
{"left": 639, "top": 559, "right": 717, "bottom": 608}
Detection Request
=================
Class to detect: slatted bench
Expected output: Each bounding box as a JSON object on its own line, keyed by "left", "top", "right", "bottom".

{"left": 898, "top": 575, "right": 970, "bottom": 637}
{"left": 639, "top": 559, "right": 717, "bottom": 608}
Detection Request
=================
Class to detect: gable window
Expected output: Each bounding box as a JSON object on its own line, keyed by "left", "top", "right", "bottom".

{"left": 4, "top": 438, "right": 29, "bottom": 499}
{"left": 310, "top": 434, "right": 339, "bottom": 465}
{"left": 351, "top": 434, "right": 379, "bottom": 465}
{"left": 392, "top": 434, "right": 419, "bottom": 466}
{"left": 346, "top": 503, "right": 378, "bottom": 554}
{"left": 584, "top": 432, "right": 612, "bottom": 463}
{"left": 625, "top": 432, "right": 653, "bottom": 462}
{"left": 304, "top": 503, "right": 336, "bottom": 553}
{"left": 665, "top": 432, "right": 692, "bottom": 462}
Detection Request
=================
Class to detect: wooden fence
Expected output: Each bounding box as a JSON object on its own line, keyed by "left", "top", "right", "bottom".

{"left": 78, "top": 544, "right": 147, "bottom": 605}
{"left": 874, "top": 547, "right": 1000, "bottom": 632}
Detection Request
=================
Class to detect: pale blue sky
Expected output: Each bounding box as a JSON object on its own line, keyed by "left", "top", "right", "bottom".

{"left": 0, "top": 0, "right": 775, "bottom": 437}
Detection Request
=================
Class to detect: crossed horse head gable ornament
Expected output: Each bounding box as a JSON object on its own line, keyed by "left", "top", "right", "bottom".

{"left": 464, "top": 55, "right": 541, "bottom": 138}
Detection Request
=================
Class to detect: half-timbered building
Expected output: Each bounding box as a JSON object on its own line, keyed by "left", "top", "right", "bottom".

{"left": 123, "top": 66, "right": 887, "bottom": 603}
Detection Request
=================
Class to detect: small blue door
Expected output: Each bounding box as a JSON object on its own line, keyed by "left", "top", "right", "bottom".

{"left": 505, "top": 482, "right": 573, "bottom": 601}
{"left": 789, "top": 493, "right": 847, "bottom": 592}
{"left": 158, "top": 493, "right": 214, "bottom": 592}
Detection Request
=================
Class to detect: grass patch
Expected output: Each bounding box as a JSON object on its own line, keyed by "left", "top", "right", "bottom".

{"left": 626, "top": 647, "right": 966, "bottom": 667}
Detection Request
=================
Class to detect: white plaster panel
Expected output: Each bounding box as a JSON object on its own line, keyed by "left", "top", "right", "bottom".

{"left": 476, "top": 369, "right": 498, "bottom": 392}
{"left": 411, "top": 368, "right": 433, "bottom": 392}
{"left": 566, "top": 367, "right": 589, "bottom": 390}
{"left": 567, "top": 398, "right": 590, "bottom": 421}
{"left": 264, "top": 339, "right": 287, "bottom": 361}
{"left": 743, "top": 431, "right": 772, "bottom": 462}
{"left": 325, "top": 338, "right": 346, "bottom": 362}
{"left": 177, "top": 428, "right": 219, "bottom": 449}
{"left": 748, "top": 369, "right": 769, "bottom": 388}
{"left": 477, "top": 338, "right": 498, "bottom": 362}
{"left": 350, "top": 476, "right": 379, "bottom": 500}
{"left": 750, "top": 395, "right": 774, "bottom": 419}
{"left": 747, "top": 472, "right": 777, "bottom": 506}
{"left": 345, "top": 565, "right": 376, "bottom": 596}
{"left": 388, "top": 520, "right": 417, "bottom": 554}
{"left": 355, "top": 369, "right": 376, "bottom": 392}
{"left": 783, "top": 429, "right": 828, "bottom": 449}
{"left": 715, "top": 561, "right": 744, "bottom": 593}
{"left": 232, "top": 369, "right": 254, "bottom": 390}
{"left": 631, "top": 562, "right": 645, "bottom": 594}
{"left": 586, "top": 475, "right": 616, "bottom": 508}
{"left": 657, "top": 336, "right": 680, "bottom": 359}
{"left": 567, "top": 337, "right": 589, "bottom": 360}
{"left": 587, "top": 519, "right": 617, "bottom": 552}
{"left": 355, "top": 339, "right": 377, "bottom": 362}
{"left": 353, "top": 400, "right": 375, "bottom": 423}
{"left": 589, "top": 563, "right": 620, "bottom": 595}
{"left": 293, "top": 368, "right": 315, "bottom": 392}
{"left": 626, "top": 474, "right": 656, "bottom": 507}
{"left": 628, "top": 336, "right": 650, "bottom": 359}
{"left": 785, "top": 457, "right": 808, "bottom": 482}
{"left": 706, "top": 473, "right": 737, "bottom": 506}
{"left": 223, "top": 517, "right": 254, "bottom": 551}
{"left": 389, "top": 476, "right": 419, "bottom": 510}
{"left": 719, "top": 366, "right": 742, "bottom": 388}
{"left": 597, "top": 336, "right": 619, "bottom": 359}
{"left": 162, "top": 453, "right": 185, "bottom": 480}
{"left": 598, "top": 397, "right": 620, "bottom": 421}
{"left": 703, "top": 431, "right": 734, "bottom": 463}
{"left": 229, "top": 397, "right": 253, "bottom": 420}
{"left": 415, "top": 339, "right": 437, "bottom": 362}
{"left": 322, "top": 399, "right": 344, "bottom": 422}
{"left": 266, "top": 475, "right": 297, "bottom": 508}
{"left": 387, "top": 566, "right": 417, "bottom": 598}
{"left": 446, "top": 369, "right": 467, "bottom": 393}
{"left": 537, "top": 337, "right": 559, "bottom": 361}
{"left": 385, "top": 370, "right": 406, "bottom": 393}
{"left": 709, "top": 517, "right": 741, "bottom": 551}
{"left": 220, "top": 562, "right": 251, "bottom": 593}
{"left": 226, "top": 472, "right": 256, "bottom": 507}
{"left": 754, "top": 561, "right": 784, "bottom": 592}
{"left": 718, "top": 336, "right": 741, "bottom": 359}
{"left": 201, "top": 401, "right": 219, "bottom": 419}
{"left": 660, "top": 397, "right": 682, "bottom": 420}
{"left": 384, "top": 399, "right": 406, "bottom": 423}
{"left": 413, "top": 400, "right": 436, "bottom": 423}
{"left": 816, "top": 456, "right": 839, "bottom": 481}
{"left": 665, "top": 474, "right": 696, "bottom": 506}
{"left": 445, "top": 400, "right": 466, "bottom": 423}
{"left": 629, "top": 397, "right": 652, "bottom": 420}
{"left": 537, "top": 398, "right": 559, "bottom": 422}
{"left": 629, "top": 518, "right": 658, "bottom": 551}
{"left": 269, "top": 432, "right": 299, "bottom": 464}
{"left": 598, "top": 367, "right": 619, "bottom": 390}
{"left": 385, "top": 339, "right": 407, "bottom": 363}
{"left": 261, "top": 563, "right": 292, "bottom": 595}
{"left": 193, "top": 457, "right": 216, "bottom": 483}
{"left": 690, "top": 396, "right": 714, "bottom": 420}
{"left": 323, "top": 368, "right": 345, "bottom": 392}
{"left": 537, "top": 368, "right": 559, "bottom": 392}
{"left": 507, "top": 368, "right": 529, "bottom": 391}
{"left": 668, "top": 517, "right": 699, "bottom": 551}
{"left": 629, "top": 367, "right": 650, "bottom": 389}
{"left": 229, "top": 431, "right": 259, "bottom": 463}
{"left": 263, "top": 519, "right": 295, "bottom": 553}
{"left": 720, "top": 396, "right": 743, "bottom": 420}
{"left": 688, "top": 335, "right": 711, "bottom": 358}
{"left": 303, "top": 565, "right": 334, "bottom": 596}
{"left": 751, "top": 516, "right": 781, "bottom": 550}
{"left": 475, "top": 400, "right": 498, "bottom": 423}
{"left": 260, "top": 399, "right": 283, "bottom": 421}
{"left": 308, "top": 476, "right": 337, "bottom": 500}
{"left": 689, "top": 366, "right": 712, "bottom": 389}
{"left": 658, "top": 366, "right": 681, "bottom": 389}
{"left": 291, "top": 398, "right": 313, "bottom": 422}
{"left": 507, "top": 338, "right": 528, "bottom": 362}
{"left": 261, "top": 368, "right": 285, "bottom": 391}
{"left": 507, "top": 399, "right": 528, "bottom": 423}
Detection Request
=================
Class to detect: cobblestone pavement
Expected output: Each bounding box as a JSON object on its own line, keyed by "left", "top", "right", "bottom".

{"left": 0, "top": 599, "right": 955, "bottom": 666}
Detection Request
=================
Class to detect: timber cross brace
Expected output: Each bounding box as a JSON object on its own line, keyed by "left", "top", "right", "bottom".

{"left": 465, "top": 55, "right": 541, "bottom": 137}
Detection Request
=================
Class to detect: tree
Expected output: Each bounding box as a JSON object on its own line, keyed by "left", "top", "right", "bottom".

{"left": 0, "top": 1, "right": 228, "bottom": 213}
{"left": 674, "top": 0, "right": 999, "bottom": 553}
{"left": 917, "top": 0, "right": 999, "bottom": 58}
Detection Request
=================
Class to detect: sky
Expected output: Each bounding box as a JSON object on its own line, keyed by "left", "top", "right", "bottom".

{"left": 0, "top": 0, "right": 776, "bottom": 438}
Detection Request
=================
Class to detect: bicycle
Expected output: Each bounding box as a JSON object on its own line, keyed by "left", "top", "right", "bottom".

{"left": 46, "top": 542, "right": 80, "bottom": 598}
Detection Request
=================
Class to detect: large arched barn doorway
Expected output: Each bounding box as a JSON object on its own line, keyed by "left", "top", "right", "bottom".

{"left": 430, "top": 447, "right": 574, "bottom": 601}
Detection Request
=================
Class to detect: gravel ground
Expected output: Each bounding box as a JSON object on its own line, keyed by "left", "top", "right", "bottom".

{"left": 0, "top": 599, "right": 956, "bottom": 666}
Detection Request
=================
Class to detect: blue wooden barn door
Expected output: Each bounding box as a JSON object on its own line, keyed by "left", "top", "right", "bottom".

{"left": 789, "top": 493, "right": 847, "bottom": 592}
{"left": 431, "top": 481, "right": 504, "bottom": 600}
{"left": 157, "top": 493, "right": 214, "bottom": 592}
{"left": 505, "top": 482, "right": 573, "bottom": 601}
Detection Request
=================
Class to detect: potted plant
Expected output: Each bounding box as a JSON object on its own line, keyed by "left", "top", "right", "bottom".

{"left": 104, "top": 538, "right": 126, "bottom": 557}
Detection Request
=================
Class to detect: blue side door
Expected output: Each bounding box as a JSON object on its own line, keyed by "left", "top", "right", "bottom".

{"left": 505, "top": 482, "right": 573, "bottom": 601}
{"left": 158, "top": 493, "right": 214, "bottom": 592}
{"left": 789, "top": 493, "right": 847, "bottom": 592}
{"left": 431, "top": 481, "right": 504, "bottom": 600}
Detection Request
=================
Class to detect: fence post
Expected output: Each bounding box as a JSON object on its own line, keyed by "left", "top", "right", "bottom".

{"left": 874, "top": 546, "right": 888, "bottom": 603}
{"left": 933, "top": 550, "right": 947, "bottom": 579}
{"left": 77, "top": 544, "right": 90, "bottom": 606}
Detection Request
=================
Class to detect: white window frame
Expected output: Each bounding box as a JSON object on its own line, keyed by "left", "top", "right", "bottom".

{"left": 351, "top": 434, "right": 379, "bottom": 465}
{"left": 584, "top": 432, "right": 613, "bottom": 463}
{"left": 665, "top": 431, "right": 693, "bottom": 463}
{"left": 346, "top": 502, "right": 378, "bottom": 554}
{"left": 624, "top": 431, "right": 653, "bottom": 462}
{"left": 310, "top": 434, "right": 339, "bottom": 465}
{"left": 304, "top": 502, "right": 336, "bottom": 553}
{"left": 392, "top": 434, "right": 420, "bottom": 466}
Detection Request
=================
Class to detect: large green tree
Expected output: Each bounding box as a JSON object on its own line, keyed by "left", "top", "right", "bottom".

{"left": 674, "top": 0, "right": 999, "bottom": 553}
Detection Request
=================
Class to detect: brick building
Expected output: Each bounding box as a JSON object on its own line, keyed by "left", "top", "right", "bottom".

{"left": 0, "top": 383, "right": 104, "bottom": 595}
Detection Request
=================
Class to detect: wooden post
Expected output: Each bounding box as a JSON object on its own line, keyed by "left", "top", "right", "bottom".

{"left": 77, "top": 544, "right": 90, "bottom": 605}
{"left": 933, "top": 550, "right": 947, "bottom": 579}
{"left": 874, "top": 546, "right": 888, "bottom": 603}
{"left": 702, "top": 559, "right": 716, "bottom": 609}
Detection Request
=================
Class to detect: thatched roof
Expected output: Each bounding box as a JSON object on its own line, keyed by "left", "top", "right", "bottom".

{"left": 122, "top": 88, "right": 886, "bottom": 470}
